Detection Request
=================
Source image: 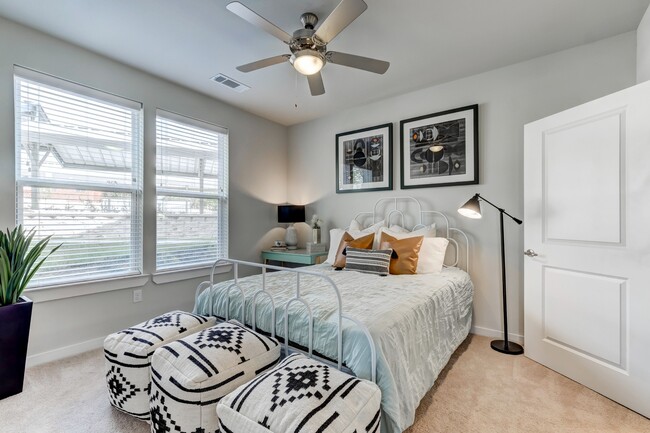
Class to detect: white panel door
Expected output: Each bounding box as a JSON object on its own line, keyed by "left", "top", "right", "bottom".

{"left": 524, "top": 81, "right": 650, "bottom": 417}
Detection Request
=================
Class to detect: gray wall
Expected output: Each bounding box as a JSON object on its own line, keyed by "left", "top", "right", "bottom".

{"left": 638, "top": 4, "right": 650, "bottom": 82}
{"left": 287, "top": 32, "right": 637, "bottom": 341}
{"left": 0, "top": 16, "right": 288, "bottom": 361}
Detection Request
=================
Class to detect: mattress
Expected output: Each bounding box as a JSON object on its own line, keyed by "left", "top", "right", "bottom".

{"left": 194, "top": 263, "right": 473, "bottom": 433}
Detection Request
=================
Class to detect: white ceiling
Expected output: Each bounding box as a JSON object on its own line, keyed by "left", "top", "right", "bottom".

{"left": 0, "top": 0, "right": 648, "bottom": 126}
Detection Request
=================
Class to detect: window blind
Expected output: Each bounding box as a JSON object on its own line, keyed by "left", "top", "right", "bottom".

{"left": 14, "top": 68, "right": 143, "bottom": 287}
{"left": 155, "top": 110, "right": 229, "bottom": 270}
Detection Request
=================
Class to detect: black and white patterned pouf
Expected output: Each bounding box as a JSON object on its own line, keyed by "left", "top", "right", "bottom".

{"left": 149, "top": 320, "right": 281, "bottom": 433}
{"left": 216, "top": 353, "right": 382, "bottom": 433}
{"left": 104, "top": 311, "right": 216, "bottom": 420}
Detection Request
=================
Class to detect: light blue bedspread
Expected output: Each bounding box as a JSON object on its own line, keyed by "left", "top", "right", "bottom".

{"left": 193, "top": 264, "right": 473, "bottom": 433}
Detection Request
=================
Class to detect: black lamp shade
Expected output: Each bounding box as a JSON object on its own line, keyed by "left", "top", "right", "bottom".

{"left": 278, "top": 205, "right": 305, "bottom": 223}
{"left": 458, "top": 194, "right": 482, "bottom": 219}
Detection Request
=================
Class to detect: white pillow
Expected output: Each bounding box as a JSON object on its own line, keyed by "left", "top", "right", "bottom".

{"left": 348, "top": 219, "right": 385, "bottom": 249}
{"left": 381, "top": 223, "right": 436, "bottom": 239}
{"left": 387, "top": 224, "right": 409, "bottom": 234}
{"left": 417, "top": 237, "right": 449, "bottom": 274}
{"left": 387, "top": 223, "right": 437, "bottom": 237}
{"left": 379, "top": 227, "right": 448, "bottom": 273}
{"left": 326, "top": 220, "right": 386, "bottom": 264}
{"left": 349, "top": 219, "right": 385, "bottom": 233}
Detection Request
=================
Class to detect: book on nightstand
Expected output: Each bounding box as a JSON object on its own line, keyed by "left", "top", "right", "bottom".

{"left": 306, "top": 242, "right": 327, "bottom": 254}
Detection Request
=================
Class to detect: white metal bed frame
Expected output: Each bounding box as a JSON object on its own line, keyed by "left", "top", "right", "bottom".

{"left": 193, "top": 196, "right": 470, "bottom": 385}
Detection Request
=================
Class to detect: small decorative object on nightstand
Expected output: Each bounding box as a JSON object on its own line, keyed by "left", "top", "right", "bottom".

{"left": 310, "top": 214, "right": 323, "bottom": 244}
{"left": 278, "top": 205, "right": 305, "bottom": 250}
{"left": 306, "top": 242, "right": 327, "bottom": 254}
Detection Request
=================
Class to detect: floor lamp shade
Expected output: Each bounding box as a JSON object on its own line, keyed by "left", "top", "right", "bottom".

{"left": 278, "top": 205, "right": 305, "bottom": 249}
{"left": 457, "top": 193, "right": 524, "bottom": 355}
{"left": 458, "top": 194, "right": 482, "bottom": 219}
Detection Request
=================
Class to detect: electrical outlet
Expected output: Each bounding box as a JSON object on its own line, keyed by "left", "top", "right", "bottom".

{"left": 133, "top": 289, "right": 143, "bottom": 303}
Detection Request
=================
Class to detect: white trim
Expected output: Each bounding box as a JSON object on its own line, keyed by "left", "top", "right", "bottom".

{"left": 14, "top": 65, "right": 143, "bottom": 110}
{"left": 26, "top": 274, "right": 150, "bottom": 303}
{"left": 26, "top": 335, "right": 105, "bottom": 368}
{"left": 156, "top": 108, "right": 228, "bottom": 135}
{"left": 471, "top": 325, "right": 524, "bottom": 345}
{"left": 152, "top": 263, "right": 232, "bottom": 285}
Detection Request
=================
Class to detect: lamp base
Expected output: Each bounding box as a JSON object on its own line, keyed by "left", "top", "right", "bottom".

{"left": 491, "top": 340, "right": 524, "bottom": 355}
{"left": 285, "top": 224, "right": 298, "bottom": 250}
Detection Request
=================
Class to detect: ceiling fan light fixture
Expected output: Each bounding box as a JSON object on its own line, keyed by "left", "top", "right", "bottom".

{"left": 291, "top": 50, "right": 324, "bottom": 75}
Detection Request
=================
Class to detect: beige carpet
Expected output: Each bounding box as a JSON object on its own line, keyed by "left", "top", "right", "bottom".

{"left": 1, "top": 335, "right": 648, "bottom": 433}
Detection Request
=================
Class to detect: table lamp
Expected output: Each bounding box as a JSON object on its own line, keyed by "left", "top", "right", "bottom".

{"left": 278, "top": 205, "right": 305, "bottom": 250}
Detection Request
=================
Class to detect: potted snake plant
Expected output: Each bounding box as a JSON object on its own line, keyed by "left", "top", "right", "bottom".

{"left": 0, "top": 225, "right": 59, "bottom": 399}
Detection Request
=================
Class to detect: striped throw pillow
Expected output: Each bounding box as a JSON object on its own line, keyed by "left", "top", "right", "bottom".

{"left": 344, "top": 247, "right": 392, "bottom": 276}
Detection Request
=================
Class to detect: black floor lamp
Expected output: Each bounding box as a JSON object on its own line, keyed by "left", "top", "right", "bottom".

{"left": 458, "top": 193, "right": 524, "bottom": 355}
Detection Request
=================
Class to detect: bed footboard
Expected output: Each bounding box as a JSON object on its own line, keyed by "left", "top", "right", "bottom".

{"left": 194, "top": 258, "right": 378, "bottom": 382}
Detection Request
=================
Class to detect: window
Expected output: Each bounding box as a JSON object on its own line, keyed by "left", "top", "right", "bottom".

{"left": 155, "top": 110, "right": 228, "bottom": 271}
{"left": 14, "top": 68, "right": 143, "bottom": 287}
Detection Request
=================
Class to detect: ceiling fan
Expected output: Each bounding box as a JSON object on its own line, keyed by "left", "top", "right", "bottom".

{"left": 226, "top": 0, "right": 390, "bottom": 96}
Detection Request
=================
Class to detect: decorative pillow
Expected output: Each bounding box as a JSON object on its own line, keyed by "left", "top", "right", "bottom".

{"left": 379, "top": 232, "right": 423, "bottom": 275}
{"left": 418, "top": 237, "right": 449, "bottom": 274}
{"left": 349, "top": 219, "right": 385, "bottom": 249}
{"left": 349, "top": 218, "right": 385, "bottom": 233}
{"left": 387, "top": 224, "right": 410, "bottom": 234}
{"left": 326, "top": 228, "right": 349, "bottom": 264}
{"left": 333, "top": 232, "right": 375, "bottom": 269}
{"left": 326, "top": 227, "right": 379, "bottom": 264}
{"left": 383, "top": 223, "right": 436, "bottom": 238}
{"left": 379, "top": 227, "right": 448, "bottom": 274}
{"left": 344, "top": 247, "right": 392, "bottom": 276}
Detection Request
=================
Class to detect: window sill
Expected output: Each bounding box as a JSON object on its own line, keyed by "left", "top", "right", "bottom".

{"left": 152, "top": 263, "right": 232, "bottom": 285}
{"left": 26, "top": 274, "right": 151, "bottom": 304}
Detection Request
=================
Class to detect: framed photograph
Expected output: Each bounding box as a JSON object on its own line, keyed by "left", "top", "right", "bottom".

{"left": 336, "top": 123, "right": 393, "bottom": 193}
{"left": 400, "top": 104, "right": 478, "bottom": 189}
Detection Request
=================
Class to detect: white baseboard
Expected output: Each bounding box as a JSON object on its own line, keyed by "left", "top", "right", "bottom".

{"left": 471, "top": 325, "right": 524, "bottom": 345}
{"left": 26, "top": 336, "right": 105, "bottom": 368}
{"left": 24, "top": 326, "right": 523, "bottom": 368}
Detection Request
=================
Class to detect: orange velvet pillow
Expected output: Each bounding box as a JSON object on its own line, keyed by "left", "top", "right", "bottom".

{"left": 332, "top": 232, "right": 375, "bottom": 269}
{"left": 379, "top": 232, "right": 424, "bottom": 275}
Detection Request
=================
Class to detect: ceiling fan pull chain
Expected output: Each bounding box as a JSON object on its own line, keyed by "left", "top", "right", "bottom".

{"left": 294, "top": 71, "right": 299, "bottom": 109}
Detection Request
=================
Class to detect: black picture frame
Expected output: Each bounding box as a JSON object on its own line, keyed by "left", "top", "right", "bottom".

{"left": 336, "top": 123, "right": 393, "bottom": 194}
{"left": 400, "top": 104, "right": 479, "bottom": 189}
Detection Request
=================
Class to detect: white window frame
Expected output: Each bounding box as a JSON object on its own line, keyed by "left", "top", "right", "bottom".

{"left": 14, "top": 66, "right": 144, "bottom": 290}
{"left": 154, "top": 109, "right": 229, "bottom": 273}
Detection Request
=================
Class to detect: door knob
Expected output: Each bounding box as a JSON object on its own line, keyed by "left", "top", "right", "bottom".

{"left": 524, "top": 249, "right": 538, "bottom": 257}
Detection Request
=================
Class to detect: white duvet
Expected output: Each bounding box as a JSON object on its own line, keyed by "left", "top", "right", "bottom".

{"left": 194, "top": 264, "right": 473, "bottom": 433}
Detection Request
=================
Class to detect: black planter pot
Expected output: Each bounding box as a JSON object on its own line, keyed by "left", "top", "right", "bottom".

{"left": 0, "top": 296, "right": 33, "bottom": 400}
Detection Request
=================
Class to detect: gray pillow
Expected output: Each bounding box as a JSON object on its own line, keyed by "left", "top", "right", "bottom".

{"left": 343, "top": 247, "right": 392, "bottom": 276}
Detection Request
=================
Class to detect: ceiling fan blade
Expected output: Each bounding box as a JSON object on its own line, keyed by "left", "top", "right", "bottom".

{"left": 314, "top": 0, "right": 367, "bottom": 44}
{"left": 226, "top": 2, "right": 292, "bottom": 44}
{"left": 236, "top": 55, "right": 290, "bottom": 73}
{"left": 326, "top": 51, "right": 389, "bottom": 74}
{"left": 307, "top": 72, "right": 325, "bottom": 96}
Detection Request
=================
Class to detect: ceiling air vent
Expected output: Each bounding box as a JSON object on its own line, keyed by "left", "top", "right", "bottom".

{"left": 210, "top": 74, "right": 250, "bottom": 93}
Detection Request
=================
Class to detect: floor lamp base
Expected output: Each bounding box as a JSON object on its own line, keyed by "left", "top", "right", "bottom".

{"left": 491, "top": 340, "right": 524, "bottom": 355}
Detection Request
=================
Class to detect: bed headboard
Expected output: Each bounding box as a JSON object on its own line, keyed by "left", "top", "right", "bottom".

{"left": 351, "top": 196, "right": 470, "bottom": 272}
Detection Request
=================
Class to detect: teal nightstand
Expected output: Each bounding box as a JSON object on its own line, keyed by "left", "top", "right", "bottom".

{"left": 261, "top": 249, "right": 327, "bottom": 267}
